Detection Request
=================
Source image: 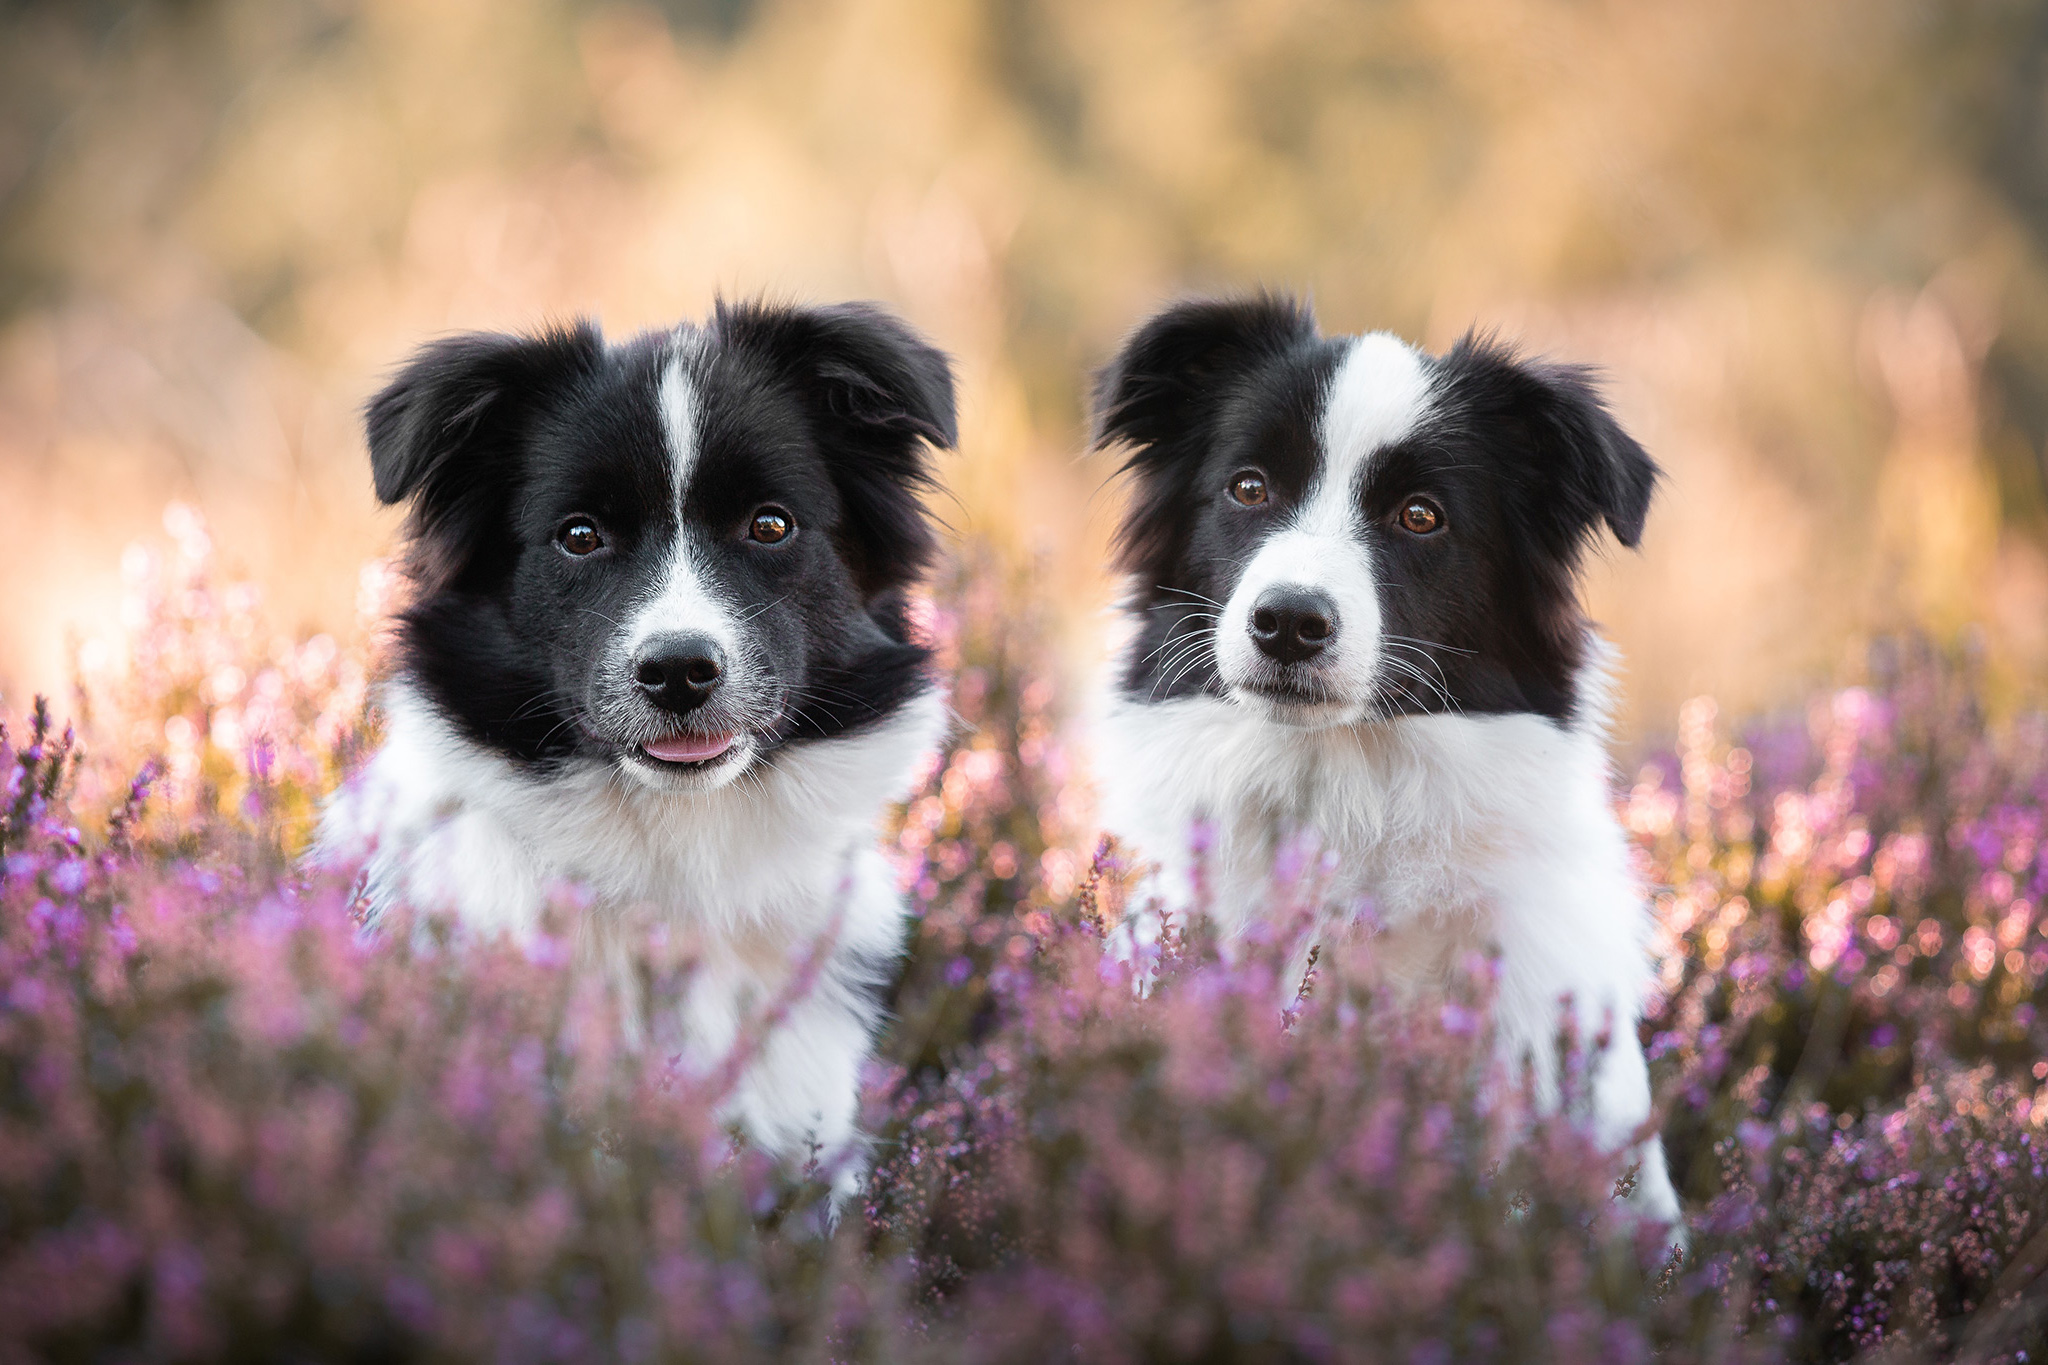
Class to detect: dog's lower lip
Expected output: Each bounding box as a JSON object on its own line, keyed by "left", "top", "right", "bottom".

{"left": 641, "top": 732, "right": 737, "bottom": 764}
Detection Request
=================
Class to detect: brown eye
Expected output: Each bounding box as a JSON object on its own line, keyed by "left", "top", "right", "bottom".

{"left": 559, "top": 522, "right": 604, "bottom": 556}
{"left": 749, "top": 507, "right": 793, "bottom": 545}
{"left": 1399, "top": 498, "right": 1444, "bottom": 535}
{"left": 1230, "top": 472, "right": 1269, "bottom": 507}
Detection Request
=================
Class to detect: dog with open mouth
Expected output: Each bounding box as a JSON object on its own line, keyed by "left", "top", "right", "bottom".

{"left": 1089, "top": 293, "right": 1682, "bottom": 1229}
{"left": 317, "top": 300, "right": 956, "bottom": 1202}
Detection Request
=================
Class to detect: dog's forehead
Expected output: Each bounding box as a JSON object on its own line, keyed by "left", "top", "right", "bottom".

{"left": 656, "top": 334, "right": 702, "bottom": 516}
{"left": 1200, "top": 341, "right": 1342, "bottom": 493}
{"left": 1315, "top": 333, "right": 1433, "bottom": 487}
{"left": 677, "top": 324, "right": 826, "bottom": 437}
{"left": 515, "top": 344, "right": 668, "bottom": 509}
{"left": 1252, "top": 332, "right": 1433, "bottom": 540}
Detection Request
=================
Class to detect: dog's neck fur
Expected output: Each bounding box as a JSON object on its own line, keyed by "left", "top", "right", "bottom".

{"left": 327, "top": 681, "right": 946, "bottom": 937}
{"left": 1098, "top": 641, "right": 1630, "bottom": 936}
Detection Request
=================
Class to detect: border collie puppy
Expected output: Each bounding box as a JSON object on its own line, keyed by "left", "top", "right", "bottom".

{"left": 317, "top": 300, "right": 956, "bottom": 1201}
{"left": 1090, "top": 293, "right": 1680, "bottom": 1227}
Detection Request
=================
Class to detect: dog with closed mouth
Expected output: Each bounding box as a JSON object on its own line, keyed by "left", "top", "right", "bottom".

{"left": 1089, "top": 293, "right": 1681, "bottom": 1228}
{"left": 317, "top": 300, "right": 956, "bottom": 1202}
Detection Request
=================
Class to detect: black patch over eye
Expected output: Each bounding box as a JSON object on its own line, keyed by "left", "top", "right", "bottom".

{"left": 1398, "top": 497, "right": 1445, "bottom": 535}
{"left": 749, "top": 507, "right": 794, "bottom": 544}
{"left": 558, "top": 521, "right": 604, "bottom": 556}
{"left": 1229, "top": 471, "right": 1269, "bottom": 507}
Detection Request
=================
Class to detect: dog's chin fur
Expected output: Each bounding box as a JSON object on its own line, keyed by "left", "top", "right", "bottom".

{"left": 1225, "top": 679, "right": 1371, "bottom": 730}
{"left": 1090, "top": 293, "right": 1682, "bottom": 1232}
{"left": 314, "top": 300, "right": 960, "bottom": 1207}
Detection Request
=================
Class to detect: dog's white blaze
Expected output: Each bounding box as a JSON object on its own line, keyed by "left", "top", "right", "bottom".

{"left": 1310, "top": 331, "right": 1433, "bottom": 532}
{"left": 1214, "top": 334, "right": 1432, "bottom": 717}
{"left": 628, "top": 345, "right": 736, "bottom": 658}
{"left": 659, "top": 336, "right": 702, "bottom": 519}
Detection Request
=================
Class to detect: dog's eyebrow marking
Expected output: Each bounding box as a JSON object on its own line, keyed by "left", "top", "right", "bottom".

{"left": 658, "top": 330, "right": 706, "bottom": 526}
{"left": 1305, "top": 333, "right": 1431, "bottom": 536}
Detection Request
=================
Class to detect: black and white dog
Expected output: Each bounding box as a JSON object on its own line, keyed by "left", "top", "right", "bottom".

{"left": 1090, "top": 294, "right": 1680, "bottom": 1226}
{"left": 317, "top": 301, "right": 956, "bottom": 1200}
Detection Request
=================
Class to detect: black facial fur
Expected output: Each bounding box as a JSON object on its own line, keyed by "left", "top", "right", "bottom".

{"left": 366, "top": 301, "right": 956, "bottom": 769}
{"left": 1098, "top": 295, "right": 1658, "bottom": 724}
{"left": 1370, "top": 336, "right": 1657, "bottom": 720}
{"left": 1096, "top": 294, "right": 1344, "bottom": 702}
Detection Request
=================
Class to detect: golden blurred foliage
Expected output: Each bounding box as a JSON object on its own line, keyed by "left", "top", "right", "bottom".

{"left": 3, "top": 0, "right": 2046, "bottom": 739}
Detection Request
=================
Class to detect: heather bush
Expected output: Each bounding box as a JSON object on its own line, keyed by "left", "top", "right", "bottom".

{"left": 2, "top": 520, "right": 2046, "bottom": 1362}
{"left": 1, "top": 709, "right": 901, "bottom": 1362}
{"left": 1639, "top": 642, "right": 2048, "bottom": 1359}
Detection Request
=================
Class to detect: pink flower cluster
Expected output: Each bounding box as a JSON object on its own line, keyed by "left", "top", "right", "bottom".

{"left": 1, "top": 532, "right": 2044, "bottom": 1362}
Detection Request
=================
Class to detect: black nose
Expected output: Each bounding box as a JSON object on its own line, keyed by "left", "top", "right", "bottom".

{"left": 633, "top": 633, "right": 725, "bottom": 713}
{"left": 1250, "top": 587, "right": 1338, "bottom": 664}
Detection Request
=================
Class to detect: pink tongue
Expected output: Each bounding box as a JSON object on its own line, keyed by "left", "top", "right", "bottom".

{"left": 643, "top": 732, "right": 736, "bottom": 764}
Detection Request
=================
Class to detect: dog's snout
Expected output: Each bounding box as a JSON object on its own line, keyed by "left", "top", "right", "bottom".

{"left": 1249, "top": 586, "right": 1338, "bottom": 664}
{"left": 633, "top": 633, "right": 726, "bottom": 713}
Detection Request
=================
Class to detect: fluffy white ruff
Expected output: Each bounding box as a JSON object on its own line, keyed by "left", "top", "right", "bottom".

{"left": 316, "top": 681, "right": 947, "bottom": 1202}
{"left": 1093, "top": 644, "right": 1682, "bottom": 1227}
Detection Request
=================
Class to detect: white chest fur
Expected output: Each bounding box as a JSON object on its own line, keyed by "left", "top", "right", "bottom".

{"left": 316, "top": 683, "right": 947, "bottom": 1190}
{"left": 1092, "top": 670, "right": 1682, "bottom": 1225}
{"left": 1096, "top": 692, "right": 1646, "bottom": 975}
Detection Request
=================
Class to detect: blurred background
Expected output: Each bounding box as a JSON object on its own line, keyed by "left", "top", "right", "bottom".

{"left": 2, "top": 0, "right": 2046, "bottom": 743}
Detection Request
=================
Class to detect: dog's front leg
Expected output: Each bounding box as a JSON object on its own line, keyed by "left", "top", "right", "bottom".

{"left": 1488, "top": 888, "right": 1685, "bottom": 1236}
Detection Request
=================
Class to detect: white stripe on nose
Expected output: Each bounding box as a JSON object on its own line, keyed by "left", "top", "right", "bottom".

{"left": 630, "top": 335, "right": 735, "bottom": 656}
{"left": 659, "top": 330, "right": 703, "bottom": 523}
{"left": 1303, "top": 332, "right": 1432, "bottom": 536}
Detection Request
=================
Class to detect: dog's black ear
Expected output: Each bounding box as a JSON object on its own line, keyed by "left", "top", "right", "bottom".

{"left": 366, "top": 322, "right": 603, "bottom": 585}
{"left": 1440, "top": 335, "right": 1660, "bottom": 553}
{"left": 1529, "top": 362, "right": 1659, "bottom": 549}
{"left": 1093, "top": 292, "right": 1319, "bottom": 466}
{"left": 1094, "top": 293, "right": 1318, "bottom": 582}
{"left": 714, "top": 299, "right": 956, "bottom": 596}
